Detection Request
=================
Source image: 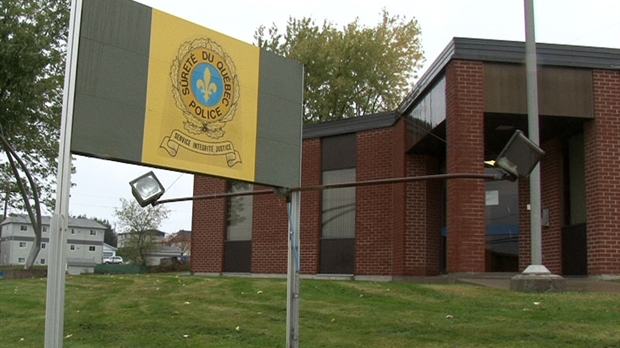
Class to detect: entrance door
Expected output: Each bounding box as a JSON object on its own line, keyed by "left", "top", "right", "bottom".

{"left": 485, "top": 168, "right": 519, "bottom": 272}
{"left": 561, "top": 134, "right": 587, "bottom": 275}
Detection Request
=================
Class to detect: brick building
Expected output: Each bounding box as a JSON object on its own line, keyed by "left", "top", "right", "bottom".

{"left": 190, "top": 38, "right": 620, "bottom": 278}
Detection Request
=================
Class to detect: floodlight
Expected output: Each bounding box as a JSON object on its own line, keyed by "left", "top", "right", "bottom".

{"left": 495, "top": 130, "right": 545, "bottom": 179}
{"left": 129, "top": 171, "right": 165, "bottom": 207}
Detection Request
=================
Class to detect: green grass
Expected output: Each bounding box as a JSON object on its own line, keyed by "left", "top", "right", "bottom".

{"left": 1, "top": 274, "right": 619, "bottom": 347}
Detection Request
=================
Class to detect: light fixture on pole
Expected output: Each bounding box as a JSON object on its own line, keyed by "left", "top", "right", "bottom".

{"left": 129, "top": 171, "right": 166, "bottom": 207}
{"left": 494, "top": 129, "right": 545, "bottom": 179}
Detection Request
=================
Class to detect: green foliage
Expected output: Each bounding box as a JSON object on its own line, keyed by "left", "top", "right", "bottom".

{"left": 0, "top": 0, "right": 69, "bottom": 212}
{"left": 255, "top": 10, "right": 424, "bottom": 123}
{"left": 114, "top": 198, "right": 170, "bottom": 266}
{"left": 1, "top": 275, "right": 619, "bottom": 347}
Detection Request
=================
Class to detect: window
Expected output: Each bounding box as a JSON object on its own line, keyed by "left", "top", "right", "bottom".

{"left": 19, "top": 242, "right": 27, "bottom": 248}
{"left": 41, "top": 243, "right": 47, "bottom": 249}
{"left": 90, "top": 230, "right": 97, "bottom": 236}
{"left": 321, "top": 169, "right": 356, "bottom": 239}
{"left": 70, "top": 245, "right": 76, "bottom": 251}
{"left": 226, "top": 181, "right": 254, "bottom": 241}
{"left": 18, "top": 257, "right": 26, "bottom": 264}
{"left": 485, "top": 167, "right": 519, "bottom": 272}
{"left": 20, "top": 225, "right": 28, "bottom": 231}
{"left": 42, "top": 226, "right": 48, "bottom": 233}
{"left": 71, "top": 229, "right": 77, "bottom": 235}
{"left": 40, "top": 258, "right": 46, "bottom": 265}
{"left": 89, "top": 246, "right": 96, "bottom": 252}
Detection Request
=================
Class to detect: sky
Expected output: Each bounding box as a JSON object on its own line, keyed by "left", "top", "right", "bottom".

{"left": 61, "top": 0, "right": 620, "bottom": 234}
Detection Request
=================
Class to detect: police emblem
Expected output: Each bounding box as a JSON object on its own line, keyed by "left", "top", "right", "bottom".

{"left": 161, "top": 38, "right": 242, "bottom": 167}
{"left": 171, "top": 38, "right": 240, "bottom": 139}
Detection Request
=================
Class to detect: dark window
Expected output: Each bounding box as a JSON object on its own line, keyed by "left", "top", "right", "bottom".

{"left": 320, "top": 133, "right": 356, "bottom": 274}
{"left": 226, "top": 181, "right": 254, "bottom": 241}
{"left": 321, "top": 169, "right": 356, "bottom": 239}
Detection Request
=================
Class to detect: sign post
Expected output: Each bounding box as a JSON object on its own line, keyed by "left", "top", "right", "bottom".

{"left": 44, "top": 0, "right": 82, "bottom": 346}
{"left": 286, "top": 191, "right": 301, "bottom": 348}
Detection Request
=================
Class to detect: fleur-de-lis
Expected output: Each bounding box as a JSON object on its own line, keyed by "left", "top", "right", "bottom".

{"left": 196, "top": 67, "right": 217, "bottom": 101}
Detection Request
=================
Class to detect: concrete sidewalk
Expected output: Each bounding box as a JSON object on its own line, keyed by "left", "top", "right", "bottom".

{"left": 455, "top": 274, "right": 620, "bottom": 292}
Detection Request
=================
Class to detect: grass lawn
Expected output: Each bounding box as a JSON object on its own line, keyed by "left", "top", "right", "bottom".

{"left": 1, "top": 274, "right": 619, "bottom": 347}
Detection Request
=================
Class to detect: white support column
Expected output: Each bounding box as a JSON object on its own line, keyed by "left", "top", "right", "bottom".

{"left": 44, "top": 0, "right": 82, "bottom": 346}
{"left": 286, "top": 191, "right": 301, "bottom": 348}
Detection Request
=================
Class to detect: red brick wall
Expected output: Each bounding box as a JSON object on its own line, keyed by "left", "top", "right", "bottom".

{"left": 584, "top": 69, "right": 620, "bottom": 275}
{"left": 518, "top": 178, "right": 531, "bottom": 270}
{"left": 300, "top": 138, "right": 321, "bottom": 274}
{"left": 355, "top": 127, "right": 396, "bottom": 275}
{"left": 190, "top": 176, "right": 227, "bottom": 273}
{"left": 540, "top": 138, "right": 563, "bottom": 274}
{"left": 445, "top": 60, "right": 486, "bottom": 272}
{"left": 191, "top": 139, "right": 322, "bottom": 275}
{"left": 405, "top": 154, "right": 442, "bottom": 275}
{"left": 250, "top": 186, "right": 288, "bottom": 274}
{"left": 520, "top": 139, "right": 563, "bottom": 273}
{"left": 391, "top": 118, "right": 407, "bottom": 276}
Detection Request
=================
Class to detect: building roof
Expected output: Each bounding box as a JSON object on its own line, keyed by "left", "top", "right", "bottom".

{"left": 103, "top": 243, "right": 117, "bottom": 251}
{"left": 303, "top": 111, "right": 399, "bottom": 139}
{"left": 1, "top": 215, "right": 107, "bottom": 230}
{"left": 398, "top": 37, "right": 620, "bottom": 115}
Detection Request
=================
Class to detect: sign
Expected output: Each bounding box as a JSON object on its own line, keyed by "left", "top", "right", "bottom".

{"left": 71, "top": 0, "right": 303, "bottom": 188}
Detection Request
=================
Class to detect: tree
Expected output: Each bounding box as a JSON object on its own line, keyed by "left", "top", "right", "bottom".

{"left": 114, "top": 198, "right": 170, "bottom": 266}
{"left": 0, "top": 0, "right": 69, "bottom": 269}
{"left": 255, "top": 10, "right": 424, "bottom": 123}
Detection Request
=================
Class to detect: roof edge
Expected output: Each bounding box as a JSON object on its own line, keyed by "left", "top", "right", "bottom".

{"left": 302, "top": 111, "right": 399, "bottom": 139}
{"left": 398, "top": 37, "right": 620, "bottom": 114}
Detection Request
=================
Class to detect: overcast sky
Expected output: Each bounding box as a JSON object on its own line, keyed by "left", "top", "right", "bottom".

{"left": 61, "top": 0, "right": 619, "bottom": 233}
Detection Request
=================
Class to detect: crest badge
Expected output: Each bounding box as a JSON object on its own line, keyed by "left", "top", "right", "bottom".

{"left": 161, "top": 38, "right": 242, "bottom": 167}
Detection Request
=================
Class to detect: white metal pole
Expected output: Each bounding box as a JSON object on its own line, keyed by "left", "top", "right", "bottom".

{"left": 44, "top": 0, "right": 82, "bottom": 346}
{"left": 523, "top": 0, "right": 549, "bottom": 274}
{"left": 286, "top": 191, "right": 301, "bottom": 348}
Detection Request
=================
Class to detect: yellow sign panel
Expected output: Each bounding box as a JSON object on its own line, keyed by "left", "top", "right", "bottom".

{"left": 142, "top": 10, "right": 260, "bottom": 182}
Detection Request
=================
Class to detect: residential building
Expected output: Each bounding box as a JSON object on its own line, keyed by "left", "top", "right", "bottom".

{"left": 165, "top": 230, "right": 191, "bottom": 257}
{"left": 189, "top": 38, "right": 620, "bottom": 278}
{"left": 0, "top": 215, "right": 106, "bottom": 267}
{"left": 103, "top": 243, "right": 118, "bottom": 260}
{"left": 117, "top": 229, "right": 183, "bottom": 266}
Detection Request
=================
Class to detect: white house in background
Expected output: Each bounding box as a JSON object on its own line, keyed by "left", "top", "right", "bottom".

{"left": 146, "top": 245, "right": 184, "bottom": 266}
{"left": 103, "top": 243, "right": 118, "bottom": 260}
{"left": 0, "top": 215, "right": 106, "bottom": 271}
{"left": 117, "top": 229, "right": 183, "bottom": 266}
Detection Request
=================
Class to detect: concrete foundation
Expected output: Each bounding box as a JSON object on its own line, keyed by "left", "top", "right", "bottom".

{"left": 510, "top": 273, "right": 566, "bottom": 292}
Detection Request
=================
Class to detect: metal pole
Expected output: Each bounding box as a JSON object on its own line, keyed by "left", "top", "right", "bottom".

{"left": 523, "top": 0, "right": 549, "bottom": 274}
{"left": 44, "top": 0, "right": 82, "bottom": 346}
{"left": 290, "top": 173, "right": 506, "bottom": 193}
{"left": 286, "top": 191, "right": 301, "bottom": 348}
{"left": 155, "top": 189, "right": 274, "bottom": 205}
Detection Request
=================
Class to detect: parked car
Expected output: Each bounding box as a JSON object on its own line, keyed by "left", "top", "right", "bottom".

{"left": 103, "top": 256, "right": 124, "bottom": 264}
